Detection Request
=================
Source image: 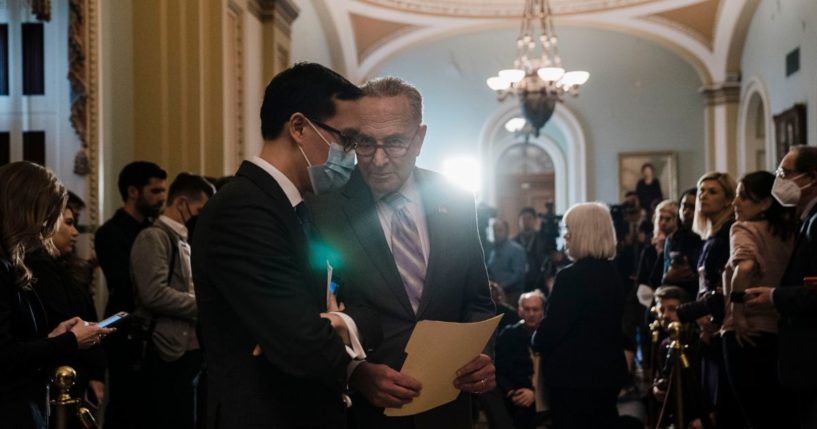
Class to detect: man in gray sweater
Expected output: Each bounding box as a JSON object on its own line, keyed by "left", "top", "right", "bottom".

{"left": 131, "top": 172, "right": 214, "bottom": 429}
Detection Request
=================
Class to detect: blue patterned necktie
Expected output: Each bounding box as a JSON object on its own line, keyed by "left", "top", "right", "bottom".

{"left": 384, "top": 193, "right": 426, "bottom": 313}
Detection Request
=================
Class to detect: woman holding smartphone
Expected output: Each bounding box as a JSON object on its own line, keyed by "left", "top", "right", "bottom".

{"left": 0, "top": 162, "right": 113, "bottom": 429}
{"left": 28, "top": 192, "right": 108, "bottom": 408}
{"left": 722, "top": 171, "right": 796, "bottom": 428}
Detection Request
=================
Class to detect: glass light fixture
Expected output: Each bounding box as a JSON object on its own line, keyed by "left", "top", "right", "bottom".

{"left": 486, "top": 0, "right": 589, "bottom": 136}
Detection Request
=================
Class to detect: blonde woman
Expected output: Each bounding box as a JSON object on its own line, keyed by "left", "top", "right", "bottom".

{"left": 532, "top": 202, "right": 628, "bottom": 429}
{"left": 685, "top": 171, "right": 739, "bottom": 427}
{"left": 0, "top": 162, "right": 112, "bottom": 428}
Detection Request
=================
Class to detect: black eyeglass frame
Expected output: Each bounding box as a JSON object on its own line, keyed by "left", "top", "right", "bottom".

{"left": 352, "top": 127, "right": 421, "bottom": 158}
{"left": 306, "top": 117, "right": 358, "bottom": 153}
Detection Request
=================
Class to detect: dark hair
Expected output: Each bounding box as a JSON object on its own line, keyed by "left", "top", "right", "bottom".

{"left": 168, "top": 173, "right": 215, "bottom": 206}
{"left": 518, "top": 207, "right": 536, "bottom": 218}
{"left": 679, "top": 187, "right": 697, "bottom": 203}
{"left": 655, "top": 285, "right": 691, "bottom": 303}
{"left": 739, "top": 171, "right": 796, "bottom": 241}
{"left": 117, "top": 161, "right": 167, "bottom": 202}
{"left": 792, "top": 145, "right": 817, "bottom": 176}
{"left": 0, "top": 162, "right": 67, "bottom": 289}
{"left": 205, "top": 176, "right": 235, "bottom": 191}
{"left": 625, "top": 191, "right": 637, "bottom": 198}
{"left": 641, "top": 163, "right": 654, "bottom": 173}
{"left": 66, "top": 191, "right": 85, "bottom": 214}
{"left": 260, "top": 62, "right": 363, "bottom": 140}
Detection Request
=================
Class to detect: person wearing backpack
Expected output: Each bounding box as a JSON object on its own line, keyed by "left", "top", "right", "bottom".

{"left": 131, "top": 173, "right": 214, "bottom": 429}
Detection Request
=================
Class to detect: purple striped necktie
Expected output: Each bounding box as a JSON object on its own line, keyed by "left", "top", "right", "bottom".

{"left": 384, "top": 193, "right": 425, "bottom": 313}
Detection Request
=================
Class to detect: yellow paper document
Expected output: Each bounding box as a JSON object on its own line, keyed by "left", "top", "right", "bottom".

{"left": 384, "top": 315, "right": 503, "bottom": 417}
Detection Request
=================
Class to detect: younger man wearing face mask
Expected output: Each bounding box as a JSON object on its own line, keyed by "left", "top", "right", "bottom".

{"left": 746, "top": 145, "right": 817, "bottom": 428}
{"left": 192, "top": 63, "right": 381, "bottom": 429}
{"left": 131, "top": 173, "right": 214, "bottom": 429}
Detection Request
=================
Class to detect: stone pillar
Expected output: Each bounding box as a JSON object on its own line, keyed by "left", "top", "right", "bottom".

{"left": 250, "top": 0, "right": 299, "bottom": 82}
{"left": 700, "top": 76, "right": 741, "bottom": 176}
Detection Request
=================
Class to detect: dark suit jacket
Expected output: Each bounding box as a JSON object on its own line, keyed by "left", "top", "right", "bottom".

{"left": 495, "top": 321, "right": 535, "bottom": 393}
{"left": 95, "top": 208, "right": 150, "bottom": 316}
{"left": 308, "top": 168, "right": 496, "bottom": 429}
{"left": 27, "top": 251, "right": 106, "bottom": 394}
{"left": 774, "top": 203, "right": 817, "bottom": 388}
{"left": 192, "top": 161, "right": 379, "bottom": 429}
{"left": 0, "top": 257, "right": 79, "bottom": 428}
{"left": 532, "top": 258, "right": 629, "bottom": 390}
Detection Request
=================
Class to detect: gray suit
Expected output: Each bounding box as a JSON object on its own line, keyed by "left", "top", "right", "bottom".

{"left": 131, "top": 218, "right": 198, "bottom": 362}
{"left": 309, "top": 168, "right": 495, "bottom": 429}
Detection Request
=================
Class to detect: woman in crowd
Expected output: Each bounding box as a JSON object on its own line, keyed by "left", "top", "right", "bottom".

{"left": 0, "top": 161, "right": 112, "bottom": 428}
{"left": 532, "top": 202, "right": 629, "bottom": 429}
{"left": 27, "top": 192, "right": 107, "bottom": 407}
{"left": 722, "top": 171, "right": 796, "bottom": 428}
{"left": 663, "top": 188, "right": 703, "bottom": 299}
{"left": 688, "top": 171, "right": 738, "bottom": 427}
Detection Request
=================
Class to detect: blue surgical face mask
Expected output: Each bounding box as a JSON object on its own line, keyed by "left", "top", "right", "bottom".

{"left": 302, "top": 119, "right": 356, "bottom": 194}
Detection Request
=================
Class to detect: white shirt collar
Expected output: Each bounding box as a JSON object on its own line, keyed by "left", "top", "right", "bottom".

{"left": 250, "top": 156, "right": 303, "bottom": 208}
{"left": 159, "top": 215, "right": 188, "bottom": 241}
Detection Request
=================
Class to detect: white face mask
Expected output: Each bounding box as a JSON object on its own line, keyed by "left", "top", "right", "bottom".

{"left": 771, "top": 173, "right": 812, "bottom": 207}
{"left": 299, "top": 119, "right": 356, "bottom": 194}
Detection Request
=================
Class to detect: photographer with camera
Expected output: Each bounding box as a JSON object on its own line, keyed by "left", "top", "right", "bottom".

{"left": 676, "top": 171, "right": 740, "bottom": 426}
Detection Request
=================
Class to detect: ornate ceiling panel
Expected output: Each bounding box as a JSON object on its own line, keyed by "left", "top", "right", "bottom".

{"left": 359, "top": 0, "right": 659, "bottom": 17}
{"left": 648, "top": 0, "right": 720, "bottom": 49}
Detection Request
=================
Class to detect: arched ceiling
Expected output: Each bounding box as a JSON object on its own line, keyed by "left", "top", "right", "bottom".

{"left": 359, "top": 0, "right": 658, "bottom": 17}
{"left": 312, "top": 0, "right": 760, "bottom": 85}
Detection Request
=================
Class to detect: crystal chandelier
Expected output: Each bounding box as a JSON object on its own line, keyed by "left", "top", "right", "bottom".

{"left": 486, "top": 0, "right": 589, "bottom": 136}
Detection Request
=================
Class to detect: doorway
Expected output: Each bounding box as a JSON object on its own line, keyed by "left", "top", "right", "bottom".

{"left": 495, "top": 143, "right": 555, "bottom": 236}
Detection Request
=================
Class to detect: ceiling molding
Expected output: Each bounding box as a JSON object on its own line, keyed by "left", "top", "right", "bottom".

{"left": 350, "top": 13, "right": 421, "bottom": 63}
{"left": 314, "top": 0, "right": 753, "bottom": 85}
{"left": 358, "top": 0, "right": 659, "bottom": 18}
{"left": 645, "top": 0, "right": 720, "bottom": 50}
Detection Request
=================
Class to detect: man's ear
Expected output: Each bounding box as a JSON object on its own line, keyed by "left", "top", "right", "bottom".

{"left": 127, "top": 185, "right": 140, "bottom": 201}
{"left": 412, "top": 124, "right": 428, "bottom": 155}
{"left": 287, "top": 113, "right": 308, "bottom": 144}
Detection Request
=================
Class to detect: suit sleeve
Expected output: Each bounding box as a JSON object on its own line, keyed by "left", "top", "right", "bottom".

{"left": 774, "top": 287, "right": 817, "bottom": 317}
{"left": 0, "top": 285, "right": 79, "bottom": 373}
{"left": 94, "top": 225, "right": 134, "bottom": 312}
{"left": 131, "top": 229, "right": 197, "bottom": 320}
{"left": 494, "top": 327, "right": 517, "bottom": 393}
{"left": 774, "top": 221, "right": 817, "bottom": 317}
{"left": 461, "top": 201, "right": 496, "bottom": 325}
{"left": 204, "top": 200, "right": 350, "bottom": 384}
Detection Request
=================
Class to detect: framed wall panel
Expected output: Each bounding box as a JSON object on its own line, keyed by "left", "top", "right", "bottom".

{"left": 23, "top": 130, "right": 45, "bottom": 165}
{"left": 22, "top": 22, "right": 45, "bottom": 95}
{"left": 0, "top": 24, "right": 8, "bottom": 95}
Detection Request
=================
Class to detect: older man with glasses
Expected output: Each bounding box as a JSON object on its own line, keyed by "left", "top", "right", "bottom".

{"left": 746, "top": 145, "right": 817, "bottom": 428}
{"left": 308, "top": 76, "right": 496, "bottom": 429}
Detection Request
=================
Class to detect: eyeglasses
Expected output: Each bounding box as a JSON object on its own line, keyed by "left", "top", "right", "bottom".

{"left": 306, "top": 118, "right": 358, "bottom": 152}
{"left": 774, "top": 167, "right": 797, "bottom": 179}
{"left": 353, "top": 128, "right": 420, "bottom": 158}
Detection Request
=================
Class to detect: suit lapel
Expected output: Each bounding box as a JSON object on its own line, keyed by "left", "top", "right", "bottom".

{"left": 783, "top": 203, "right": 817, "bottom": 284}
{"left": 342, "top": 171, "right": 415, "bottom": 317}
{"left": 415, "top": 169, "right": 450, "bottom": 319}
{"left": 237, "top": 161, "right": 322, "bottom": 307}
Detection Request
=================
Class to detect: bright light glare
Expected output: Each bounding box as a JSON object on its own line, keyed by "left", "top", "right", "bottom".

{"left": 559, "top": 70, "right": 590, "bottom": 87}
{"left": 442, "top": 157, "right": 481, "bottom": 194}
{"left": 498, "top": 69, "right": 526, "bottom": 83}
{"left": 504, "top": 117, "right": 526, "bottom": 132}
{"left": 537, "top": 67, "right": 565, "bottom": 82}
{"left": 486, "top": 76, "right": 511, "bottom": 90}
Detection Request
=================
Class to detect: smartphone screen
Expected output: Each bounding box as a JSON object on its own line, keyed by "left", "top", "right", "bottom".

{"left": 98, "top": 311, "right": 128, "bottom": 328}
